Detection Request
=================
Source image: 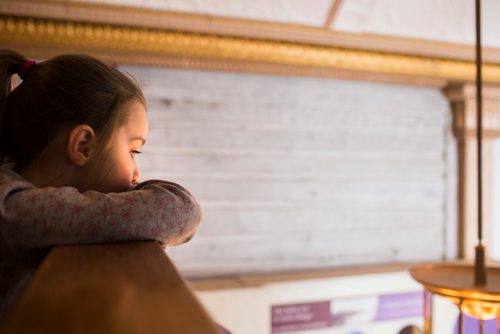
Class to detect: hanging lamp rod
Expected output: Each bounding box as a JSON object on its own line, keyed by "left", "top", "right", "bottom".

{"left": 474, "top": 0, "right": 487, "bottom": 286}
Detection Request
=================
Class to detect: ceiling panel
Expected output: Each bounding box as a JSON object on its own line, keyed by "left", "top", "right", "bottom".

{"left": 71, "top": 0, "right": 334, "bottom": 27}
{"left": 333, "top": 0, "right": 500, "bottom": 48}
{"left": 67, "top": 0, "right": 500, "bottom": 48}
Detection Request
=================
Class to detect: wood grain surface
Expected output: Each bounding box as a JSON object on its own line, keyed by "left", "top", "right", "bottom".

{"left": 0, "top": 241, "right": 220, "bottom": 334}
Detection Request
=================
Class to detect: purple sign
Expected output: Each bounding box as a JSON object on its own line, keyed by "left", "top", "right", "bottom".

{"left": 271, "top": 301, "right": 332, "bottom": 333}
{"left": 376, "top": 291, "right": 423, "bottom": 321}
{"left": 271, "top": 291, "right": 423, "bottom": 333}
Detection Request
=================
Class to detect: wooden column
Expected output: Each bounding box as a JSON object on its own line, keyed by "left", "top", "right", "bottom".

{"left": 444, "top": 83, "right": 500, "bottom": 259}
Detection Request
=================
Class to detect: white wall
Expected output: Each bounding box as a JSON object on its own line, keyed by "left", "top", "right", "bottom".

{"left": 194, "top": 270, "right": 459, "bottom": 334}
{"left": 491, "top": 138, "right": 500, "bottom": 261}
{"left": 122, "top": 65, "right": 456, "bottom": 277}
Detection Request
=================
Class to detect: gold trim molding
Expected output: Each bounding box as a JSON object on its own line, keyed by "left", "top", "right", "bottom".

{"left": 4, "top": 0, "right": 500, "bottom": 63}
{"left": 2, "top": 15, "right": 500, "bottom": 86}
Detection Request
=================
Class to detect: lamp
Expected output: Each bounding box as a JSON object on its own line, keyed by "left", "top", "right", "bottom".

{"left": 410, "top": 0, "right": 500, "bottom": 333}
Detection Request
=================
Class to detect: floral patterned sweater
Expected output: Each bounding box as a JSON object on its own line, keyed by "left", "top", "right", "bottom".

{"left": 0, "top": 166, "right": 202, "bottom": 322}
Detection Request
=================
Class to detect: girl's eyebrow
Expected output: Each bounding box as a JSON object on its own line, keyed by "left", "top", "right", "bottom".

{"left": 130, "top": 136, "right": 146, "bottom": 145}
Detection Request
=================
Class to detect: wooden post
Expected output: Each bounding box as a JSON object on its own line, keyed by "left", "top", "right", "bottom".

{"left": 444, "top": 84, "right": 500, "bottom": 259}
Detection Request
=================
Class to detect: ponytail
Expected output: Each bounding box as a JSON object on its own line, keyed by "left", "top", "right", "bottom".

{"left": 0, "top": 50, "right": 27, "bottom": 165}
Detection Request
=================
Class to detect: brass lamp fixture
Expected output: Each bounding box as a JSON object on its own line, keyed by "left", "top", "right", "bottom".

{"left": 410, "top": 0, "right": 500, "bottom": 333}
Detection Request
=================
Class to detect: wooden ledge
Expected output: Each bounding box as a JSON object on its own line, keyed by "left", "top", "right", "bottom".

{"left": 189, "top": 261, "right": 490, "bottom": 292}
{"left": 0, "top": 241, "right": 220, "bottom": 334}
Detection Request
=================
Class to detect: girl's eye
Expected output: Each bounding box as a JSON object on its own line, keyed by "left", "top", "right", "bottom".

{"left": 130, "top": 150, "right": 142, "bottom": 158}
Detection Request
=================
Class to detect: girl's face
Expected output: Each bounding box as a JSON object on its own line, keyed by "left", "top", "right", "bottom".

{"left": 86, "top": 100, "right": 149, "bottom": 193}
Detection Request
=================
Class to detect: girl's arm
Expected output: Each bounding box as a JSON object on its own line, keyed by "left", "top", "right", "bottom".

{"left": 0, "top": 176, "right": 202, "bottom": 249}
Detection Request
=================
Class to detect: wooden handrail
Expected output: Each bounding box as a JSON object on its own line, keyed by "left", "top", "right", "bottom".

{"left": 0, "top": 241, "right": 220, "bottom": 334}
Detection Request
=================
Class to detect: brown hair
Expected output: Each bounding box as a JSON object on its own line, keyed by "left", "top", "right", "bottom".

{"left": 0, "top": 49, "right": 145, "bottom": 169}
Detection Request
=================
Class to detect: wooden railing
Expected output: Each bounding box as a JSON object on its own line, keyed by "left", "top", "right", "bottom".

{"left": 0, "top": 241, "right": 220, "bottom": 334}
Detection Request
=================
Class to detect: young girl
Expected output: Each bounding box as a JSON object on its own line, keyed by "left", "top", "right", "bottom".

{"left": 0, "top": 50, "right": 202, "bottom": 321}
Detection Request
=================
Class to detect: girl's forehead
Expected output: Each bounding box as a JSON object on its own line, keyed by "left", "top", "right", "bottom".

{"left": 121, "top": 101, "right": 148, "bottom": 134}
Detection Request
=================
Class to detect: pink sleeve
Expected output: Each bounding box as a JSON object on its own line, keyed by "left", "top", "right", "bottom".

{"left": 0, "top": 177, "right": 202, "bottom": 249}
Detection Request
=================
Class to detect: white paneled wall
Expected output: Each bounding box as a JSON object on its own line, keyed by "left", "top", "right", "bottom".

{"left": 121, "top": 66, "right": 456, "bottom": 277}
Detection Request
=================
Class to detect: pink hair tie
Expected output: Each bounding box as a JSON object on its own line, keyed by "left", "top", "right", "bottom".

{"left": 19, "top": 60, "right": 36, "bottom": 80}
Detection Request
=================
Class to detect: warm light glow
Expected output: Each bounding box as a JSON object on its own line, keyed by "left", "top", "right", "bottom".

{"left": 459, "top": 299, "right": 499, "bottom": 320}
{"left": 425, "top": 285, "right": 500, "bottom": 319}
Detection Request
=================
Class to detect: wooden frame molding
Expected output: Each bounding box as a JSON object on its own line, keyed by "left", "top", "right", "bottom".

{"left": 3, "top": 0, "right": 500, "bottom": 63}
{"left": 2, "top": 0, "right": 500, "bottom": 86}
{"left": 324, "top": 0, "right": 343, "bottom": 29}
{"left": 2, "top": 14, "right": 500, "bottom": 87}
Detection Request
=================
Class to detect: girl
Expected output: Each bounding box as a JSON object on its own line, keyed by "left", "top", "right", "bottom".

{"left": 0, "top": 50, "right": 202, "bottom": 321}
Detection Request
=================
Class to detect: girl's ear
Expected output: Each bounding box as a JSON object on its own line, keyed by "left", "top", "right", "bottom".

{"left": 66, "top": 125, "right": 96, "bottom": 167}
